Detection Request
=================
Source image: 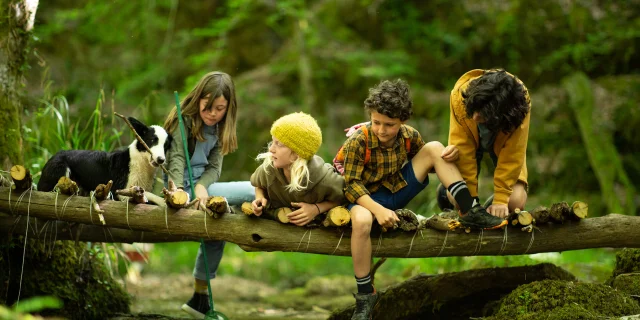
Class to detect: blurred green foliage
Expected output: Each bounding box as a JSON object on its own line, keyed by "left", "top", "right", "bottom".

{"left": 24, "top": 0, "right": 639, "bottom": 216}
{"left": 10, "top": 0, "right": 640, "bottom": 302}
{"left": 147, "top": 242, "right": 617, "bottom": 289}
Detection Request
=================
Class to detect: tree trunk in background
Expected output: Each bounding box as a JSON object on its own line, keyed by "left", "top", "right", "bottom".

{"left": 563, "top": 73, "right": 636, "bottom": 215}
{"left": 0, "top": 0, "right": 37, "bottom": 170}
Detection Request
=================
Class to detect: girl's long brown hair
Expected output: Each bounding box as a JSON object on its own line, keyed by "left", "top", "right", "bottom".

{"left": 164, "top": 71, "right": 238, "bottom": 155}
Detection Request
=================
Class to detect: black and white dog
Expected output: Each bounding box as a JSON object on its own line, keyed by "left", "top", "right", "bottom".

{"left": 37, "top": 117, "right": 172, "bottom": 197}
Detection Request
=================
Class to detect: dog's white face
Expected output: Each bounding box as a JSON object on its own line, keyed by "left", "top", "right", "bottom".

{"left": 147, "top": 125, "right": 171, "bottom": 167}
{"left": 128, "top": 117, "right": 173, "bottom": 167}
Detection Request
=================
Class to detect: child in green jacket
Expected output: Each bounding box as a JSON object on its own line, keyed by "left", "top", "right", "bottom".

{"left": 250, "top": 112, "right": 346, "bottom": 226}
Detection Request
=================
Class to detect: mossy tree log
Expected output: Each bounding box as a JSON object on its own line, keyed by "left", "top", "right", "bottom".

{"left": 1, "top": 187, "right": 640, "bottom": 257}
{"left": 329, "top": 263, "right": 576, "bottom": 320}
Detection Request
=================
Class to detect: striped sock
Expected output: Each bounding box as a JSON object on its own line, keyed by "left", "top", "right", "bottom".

{"left": 355, "top": 273, "right": 374, "bottom": 294}
{"left": 447, "top": 181, "right": 476, "bottom": 214}
{"left": 194, "top": 279, "right": 208, "bottom": 295}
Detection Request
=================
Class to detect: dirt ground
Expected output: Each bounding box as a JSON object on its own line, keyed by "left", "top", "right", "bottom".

{"left": 124, "top": 273, "right": 335, "bottom": 320}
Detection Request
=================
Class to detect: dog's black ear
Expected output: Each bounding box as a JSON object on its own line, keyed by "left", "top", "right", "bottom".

{"left": 165, "top": 133, "right": 173, "bottom": 151}
{"left": 128, "top": 117, "right": 148, "bottom": 135}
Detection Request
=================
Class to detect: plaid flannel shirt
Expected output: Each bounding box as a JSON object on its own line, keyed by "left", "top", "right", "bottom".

{"left": 342, "top": 124, "right": 426, "bottom": 203}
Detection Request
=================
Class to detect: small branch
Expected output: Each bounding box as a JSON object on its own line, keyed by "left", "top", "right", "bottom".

{"left": 114, "top": 112, "right": 169, "bottom": 175}
{"left": 370, "top": 257, "right": 387, "bottom": 286}
{"left": 94, "top": 180, "right": 113, "bottom": 200}
{"left": 116, "top": 186, "right": 147, "bottom": 204}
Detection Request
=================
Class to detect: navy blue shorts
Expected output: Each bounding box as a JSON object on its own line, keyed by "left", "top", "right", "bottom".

{"left": 347, "top": 161, "right": 429, "bottom": 211}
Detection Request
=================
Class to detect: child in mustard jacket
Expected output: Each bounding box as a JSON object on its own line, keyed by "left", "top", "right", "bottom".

{"left": 438, "top": 69, "right": 531, "bottom": 218}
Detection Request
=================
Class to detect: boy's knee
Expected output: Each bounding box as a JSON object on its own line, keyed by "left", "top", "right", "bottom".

{"left": 509, "top": 183, "right": 528, "bottom": 210}
{"left": 350, "top": 206, "right": 373, "bottom": 236}
{"left": 422, "top": 141, "right": 445, "bottom": 158}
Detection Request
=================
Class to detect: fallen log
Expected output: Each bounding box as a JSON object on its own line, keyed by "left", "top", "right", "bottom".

{"left": 1, "top": 187, "right": 639, "bottom": 257}
{"left": 0, "top": 215, "right": 195, "bottom": 243}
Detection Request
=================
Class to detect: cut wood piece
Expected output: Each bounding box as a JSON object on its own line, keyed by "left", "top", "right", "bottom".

{"left": 322, "top": 206, "right": 351, "bottom": 227}
{"left": 10, "top": 165, "right": 32, "bottom": 190}
{"left": 116, "top": 186, "right": 147, "bottom": 204}
{"left": 550, "top": 201, "right": 569, "bottom": 223}
{"left": 531, "top": 206, "right": 550, "bottom": 224}
{"left": 275, "top": 207, "right": 292, "bottom": 223}
{"left": 207, "top": 196, "right": 229, "bottom": 215}
{"left": 94, "top": 180, "right": 113, "bottom": 200}
{"left": 517, "top": 210, "right": 533, "bottom": 226}
{"left": 162, "top": 182, "right": 189, "bottom": 209}
{"left": 508, "top": 211, "right": 520, "bottom": 226}
{"left": 55, "top": 176, "right": 79, "bottom": 195}
{"left": 241, "top": 202, "right": 254, "bottom": 215}
{"left": 424, "top": 214, "right": 460, "bottom": 231}
{"left": 569, "top": 201, "right": 588, "bottom": 220}
{"left": 395, "top": 209, "right": 422, "bottom": 232}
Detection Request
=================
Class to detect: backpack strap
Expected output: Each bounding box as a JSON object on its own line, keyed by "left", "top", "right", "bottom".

{"left": 362, "top": 126, "right": 371, "bottom": 165}
{"left": 404, "top": 135, "right": 411, "bottom": 154}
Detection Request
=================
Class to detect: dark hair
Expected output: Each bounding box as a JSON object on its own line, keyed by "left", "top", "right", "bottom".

{"left": 462, "top": 69, "right": 530, "bottom": 133}
{"left": 364, "top": 79, "right": 413, "bottom": 121}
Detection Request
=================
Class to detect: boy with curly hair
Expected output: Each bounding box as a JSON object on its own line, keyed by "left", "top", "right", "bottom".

{"left": 340, "top": 79, "right": 506, "bottom": 319}
{"left": 437, "top": 69, "right": 531, "bottom": 218}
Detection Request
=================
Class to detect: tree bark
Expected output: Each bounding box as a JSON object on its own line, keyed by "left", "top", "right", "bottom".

{"left": 1, "top": 187, "right": 640, "bottom": 257}
{"left": 0, "top": 215, "right": 196, "bottom": 243}
{"left": 0, "top": 0, "right": 38, "bottom": 170}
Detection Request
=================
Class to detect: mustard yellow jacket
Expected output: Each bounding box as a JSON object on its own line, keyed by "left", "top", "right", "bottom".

{"left": 449, "top": 69, "right": 530, "bottom": 205}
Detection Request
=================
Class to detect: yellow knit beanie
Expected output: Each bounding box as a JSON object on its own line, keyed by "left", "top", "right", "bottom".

{"left": 270, "top": 112, "right": 322, "bottom": 160}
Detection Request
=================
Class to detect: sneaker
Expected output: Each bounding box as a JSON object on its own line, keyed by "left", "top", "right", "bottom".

{"left": 436, "top": 183, "right": 455, "bottom": 211}
{"left": 459, "top": 204, "right": 507, "bottom": 230}
{"left": 181, "top": 293, "right": 210, "bottom": 319}
{"left": 351, "top": 291, "right": 379, "bottom": 320}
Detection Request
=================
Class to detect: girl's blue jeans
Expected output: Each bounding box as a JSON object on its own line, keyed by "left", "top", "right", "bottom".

{"left": 187, "top": 181, "right": 254, "bottom": 280}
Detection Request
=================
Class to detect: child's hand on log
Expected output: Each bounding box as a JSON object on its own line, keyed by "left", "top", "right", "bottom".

{"left": 194, "top": 184, "right": 209, "bottom": 209}
{"left": 373, "top": 208, "right": 400, "bottom": 230}
{"left": 252, "top": 197, "right": 268, "bottom": 216}
{"left": 288, "top": 202, "right": 320, "bottom": 226}
{"left": 487, "top": 203, "right": 509, "bottom": 218}
{"left": 441, "top": 145, "right": 459, "bottom": 162}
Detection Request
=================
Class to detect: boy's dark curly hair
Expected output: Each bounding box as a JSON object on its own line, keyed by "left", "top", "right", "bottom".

{"left": 462, "top": 69, "right": 530, "bottom": 133}
{"left": 364, "top": 79, "right": 413, "bottom": 121}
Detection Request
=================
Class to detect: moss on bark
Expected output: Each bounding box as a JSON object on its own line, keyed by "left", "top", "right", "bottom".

{"left": 0, "top": 236, "right": 130, "bottom": 320}
{"left": 487, "top": 280, "right": 640, "bottom": 320}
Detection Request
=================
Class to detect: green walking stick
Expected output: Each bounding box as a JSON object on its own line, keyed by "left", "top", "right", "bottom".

{"left": 174, "top": 91, "right": 228, "bottom": 320}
